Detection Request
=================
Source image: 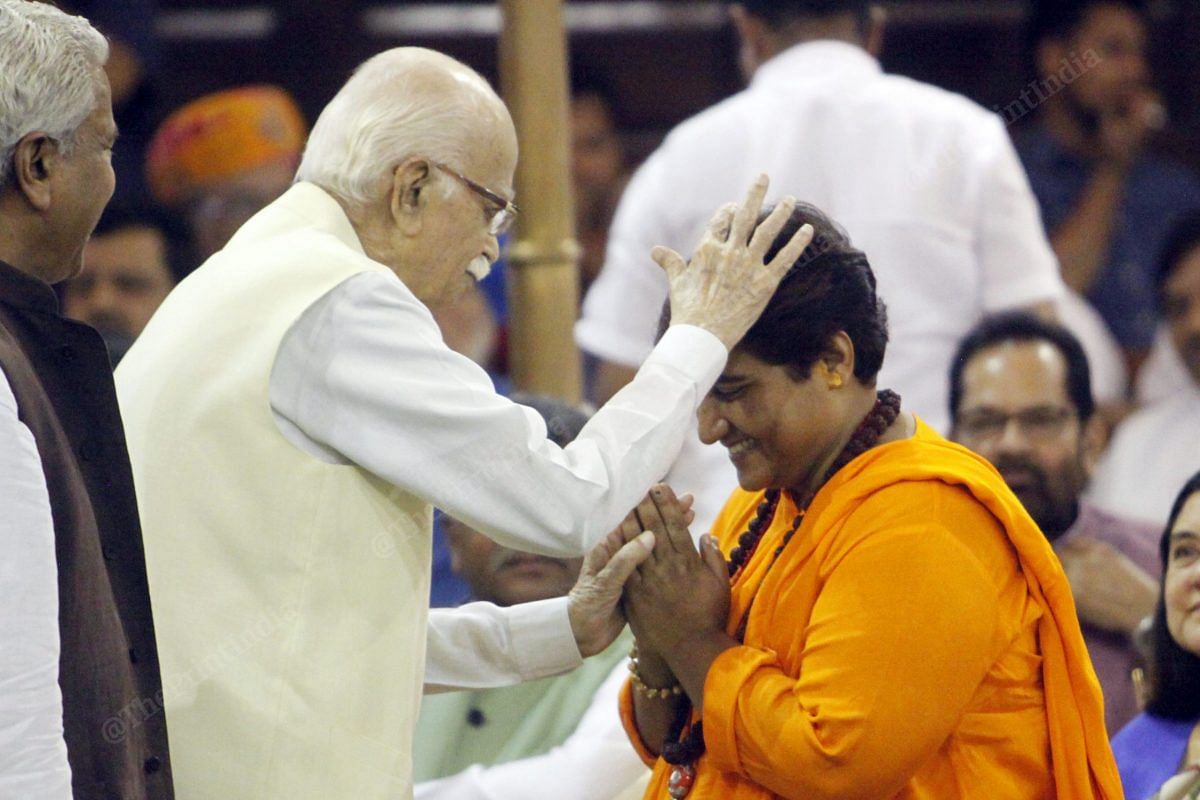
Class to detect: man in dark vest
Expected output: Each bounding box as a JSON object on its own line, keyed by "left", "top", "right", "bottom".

{"left": 0, "top": 2, "right": 173, "bottom": 797}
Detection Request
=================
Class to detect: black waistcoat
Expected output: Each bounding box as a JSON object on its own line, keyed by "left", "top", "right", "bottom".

{"left": 0, "top": 260, "right": 173, "bottom": 800}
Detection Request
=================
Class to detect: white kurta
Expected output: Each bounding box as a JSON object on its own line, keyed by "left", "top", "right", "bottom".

{"left": 1087, "top": 383, "right": 1200, "bottom": 526}
{"left": 413, "top": 659, "right": 646, "bottom": 800}
{"left": 0, "top": 371, "right": 72, "bottom": 799}
{"left": 115, "top": 182, "right": 726, "bottom": 799}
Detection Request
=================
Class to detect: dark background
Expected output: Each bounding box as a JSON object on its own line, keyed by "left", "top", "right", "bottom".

{"left": 135, "top": 1, "right": 1200, "bottom": 168}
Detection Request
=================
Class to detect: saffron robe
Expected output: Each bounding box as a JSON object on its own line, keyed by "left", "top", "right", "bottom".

{"left": 622, "top": 418, "right": 1121, "bottom": 799}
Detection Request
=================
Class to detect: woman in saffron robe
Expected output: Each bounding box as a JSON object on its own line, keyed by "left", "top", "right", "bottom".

{"left": 1112, "top": 471, "right": 1200, "bottom": 800}
{"left": 615, "top": 203, "right": 1122, "bottom": 799}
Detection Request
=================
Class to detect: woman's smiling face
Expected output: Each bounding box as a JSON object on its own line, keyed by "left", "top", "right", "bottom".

{"left": 1165, "top": 492, "right": 1200, "bottom": 657}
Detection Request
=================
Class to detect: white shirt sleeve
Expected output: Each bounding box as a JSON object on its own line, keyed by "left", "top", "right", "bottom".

{"left": 269, "top": 270, "right": 726, "bottom": 557}
{"left": 0, "top": 368, "right": 72, "bottom": 798}
{"left": 423, "top": 597, "right": 580, "bottom": 693}
{"left": 972, "top": 116, "right": 1064, "bottom": 311}
{"left": 413, "top": 659, "right": 648, "bottom": 800}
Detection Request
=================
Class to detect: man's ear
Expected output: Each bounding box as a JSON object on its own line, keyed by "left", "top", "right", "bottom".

{"left": 389, "top": 158, "right": 433, "bottom": 234}
{"left": 10, "top": 132, "right": 56, "bottom": 212}
{"left": 1080, "top": 412, "right": 1108, "bottom": 476}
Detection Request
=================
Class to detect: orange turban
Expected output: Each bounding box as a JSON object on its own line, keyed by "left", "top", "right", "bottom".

{"left": 146, "top": 85, "right": 307, "bottom": 206}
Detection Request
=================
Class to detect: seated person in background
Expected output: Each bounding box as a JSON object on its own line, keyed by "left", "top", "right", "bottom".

{"left": 1089, "top": 212, "right": 1200, "bottom": 525}
{"left": 615, "top": 203, "right": 1120, "bottom": 799}
{"left": 1017, "top": 0, "right": 1200, "bottom": 368}
{"left": 1136, "top": 325, "right": 1193, "bottom": 407}
{"left": 1111, "top": 471, "right": 1200, "bottom": 800}
{"left": 949, "top": 311, "right": 1159, "bottom": 732}
{"left": 415, "top": 394, "right": 647, "bottom": 800}
{"left": 1134, "top": 212, "right": 1200, "bottom": 406}
{"left": 62, "top": 205, "right": 189, "bottom": 364}
{"left": 145, "top": 85, "right": 307, "bottom": 262}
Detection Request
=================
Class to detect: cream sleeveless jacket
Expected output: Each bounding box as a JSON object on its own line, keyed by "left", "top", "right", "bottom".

{"left": 117, "top": 183, "right": 432, "bottom": 799}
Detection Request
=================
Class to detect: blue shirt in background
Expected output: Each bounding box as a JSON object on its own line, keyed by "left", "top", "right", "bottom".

{"left": 1016, "top": 125, "right": 1200, "bottom": 350}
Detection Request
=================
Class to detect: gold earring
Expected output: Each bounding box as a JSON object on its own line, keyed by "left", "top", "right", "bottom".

{"left": 829, "top": 372, "right": 843, "bottom": 388}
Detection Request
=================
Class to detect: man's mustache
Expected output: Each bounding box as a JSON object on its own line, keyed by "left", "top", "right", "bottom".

{"left": 993, "top": 457, "right": 1048, "bottom": 491}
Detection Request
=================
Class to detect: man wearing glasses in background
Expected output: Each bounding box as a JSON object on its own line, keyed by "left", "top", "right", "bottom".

{"left": 949, "top": 312, "right": 1159, "bottom": 734}
{"left": 113, "top": 46, "right": 810, "bottom": 799}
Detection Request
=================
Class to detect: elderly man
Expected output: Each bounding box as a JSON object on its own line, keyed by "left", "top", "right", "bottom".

{"left": 949, "top": 312, "right": 1159, "bottom": 732}
{"left": 0, "top": 2, "right": 172, "bottom": 798}
{"left": 576, "top": 0, "right": 1063, "bottom": 532}
{"left": 114, "top": 47, "right": 808, "bottom": 799}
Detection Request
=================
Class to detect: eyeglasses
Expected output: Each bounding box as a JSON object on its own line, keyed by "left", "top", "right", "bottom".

{"left": 434, "top": 162, "right": 519, "bottom": 237}
{"left": 955, "top": 405, "right": 1077, "bottom": 441}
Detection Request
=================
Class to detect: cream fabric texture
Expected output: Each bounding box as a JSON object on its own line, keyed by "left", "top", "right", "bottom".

{"left": 118, "top": 184, "right": 432, "bottom": 799}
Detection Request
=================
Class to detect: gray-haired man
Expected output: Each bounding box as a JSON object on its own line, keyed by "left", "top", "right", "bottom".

{"left": 0, "top": 1, "right": 173, "bottom": 797}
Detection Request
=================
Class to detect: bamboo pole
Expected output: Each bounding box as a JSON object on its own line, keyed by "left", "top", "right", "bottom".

{"left": 498, "top": 0, "right": 583, "bottom": 402}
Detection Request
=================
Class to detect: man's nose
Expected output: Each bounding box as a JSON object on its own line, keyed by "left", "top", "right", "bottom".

{"left": 484, "top": 233, "right": 501, "bottom": 265}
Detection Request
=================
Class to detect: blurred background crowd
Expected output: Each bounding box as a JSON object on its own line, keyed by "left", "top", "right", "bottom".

{"left": 28, "top": 0, "right": 1200, "bottom": 797}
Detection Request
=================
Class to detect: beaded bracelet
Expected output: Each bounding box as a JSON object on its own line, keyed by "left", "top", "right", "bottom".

{"left": 628, "top": 644, "right": 684, "bottom": 700}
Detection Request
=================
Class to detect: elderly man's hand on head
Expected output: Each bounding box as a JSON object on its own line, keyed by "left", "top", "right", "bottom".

{"left": 656, "top": 174, "right": 813, "bottom": 351}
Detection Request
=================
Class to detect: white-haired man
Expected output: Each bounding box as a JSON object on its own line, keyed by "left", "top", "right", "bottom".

{"left": 0, "top": 2, "right": 173, "bottom": 798}
{"left": 114, "top": 47, "right": 809, "bottom": 799}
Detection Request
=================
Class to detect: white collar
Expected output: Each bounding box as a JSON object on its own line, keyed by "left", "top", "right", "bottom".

{"left": 230, "top": 181, "right": 369, "bottom": 259}
{"left": 751, "top": 40, "right": 880, "bottom": 89}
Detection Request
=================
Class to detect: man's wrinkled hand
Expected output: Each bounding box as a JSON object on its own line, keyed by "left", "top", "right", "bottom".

{"left": 567, "top": 527, "right": 655, "bottom": 657}
{"left": 660, "top": 174, "right": 813, "bottom": 350}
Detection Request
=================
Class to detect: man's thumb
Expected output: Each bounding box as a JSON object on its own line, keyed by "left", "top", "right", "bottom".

{"left": 596, "top": 531, "right": 655, "bottom": 589}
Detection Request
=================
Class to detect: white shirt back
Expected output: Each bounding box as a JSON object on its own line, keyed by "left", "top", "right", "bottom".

{"left": 579, "top": 40, "right": 1062, "bottom": 434}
